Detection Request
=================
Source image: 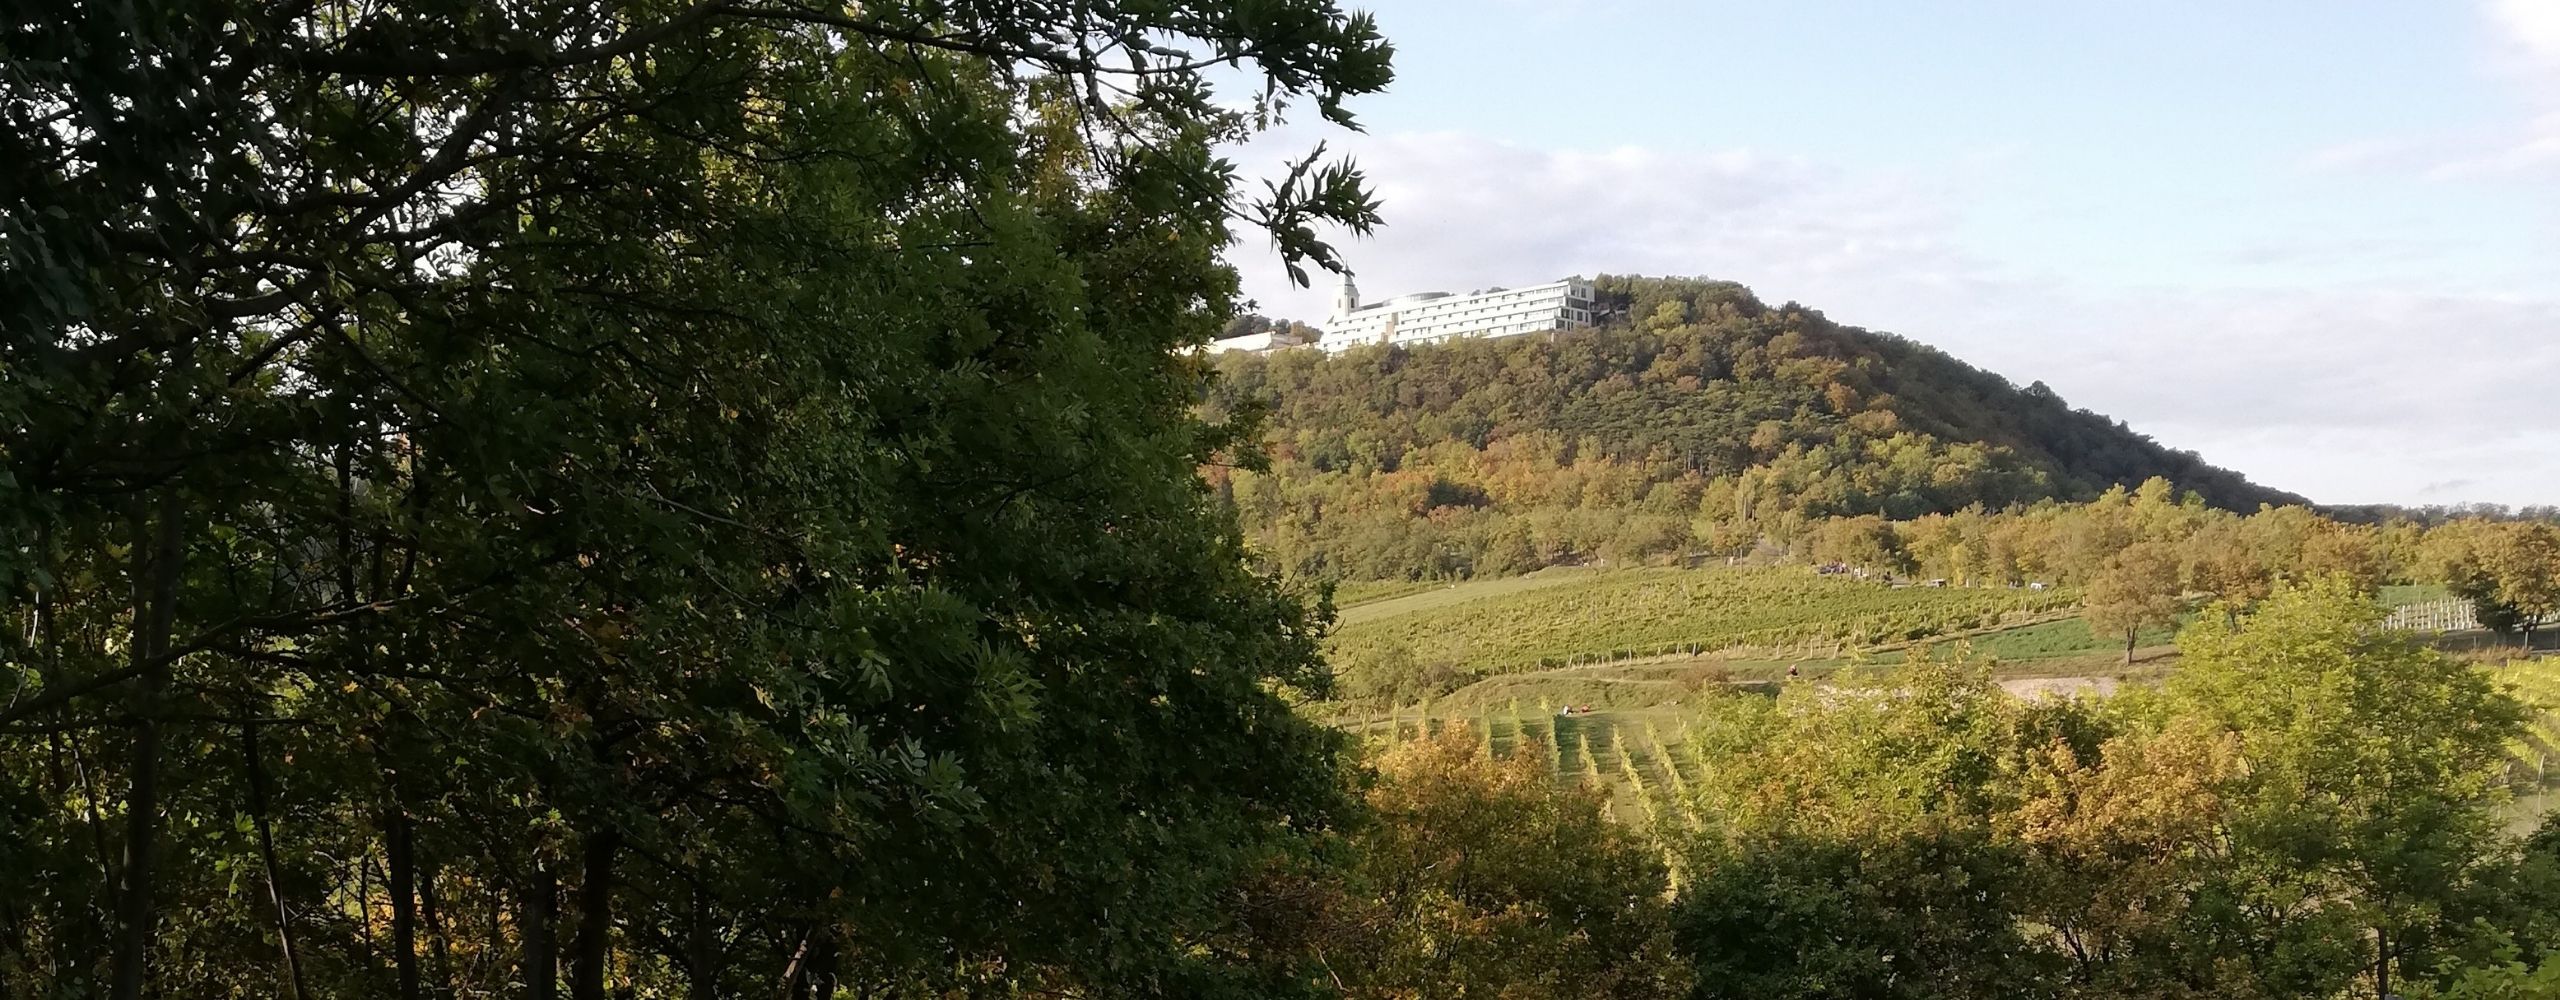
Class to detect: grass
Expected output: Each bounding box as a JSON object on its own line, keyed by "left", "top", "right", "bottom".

{"left": 1956, "top": 616, "right": 2180, "bottom": 661}
{"left": 1334, "top": 568, "right": 1601, "bottom": 625}
{"left": 1331, "top": 577, "right": 1452, "bottom": 609}
{"left": 1328, "top": 566, "right": 2079, "bottom": 679}
{"left": 2383, "top": 583, "right": 2454, "bottom": 607}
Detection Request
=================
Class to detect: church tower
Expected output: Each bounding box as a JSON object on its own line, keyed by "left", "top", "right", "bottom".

{"left": 1331, "top": 272, "right": 1361, "bottom": 322}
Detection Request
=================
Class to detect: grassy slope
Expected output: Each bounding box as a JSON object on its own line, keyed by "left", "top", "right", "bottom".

{"left": 1328, "top": 566, "right": 2080, "bottom": 677}
{"left": 1335, "top": 568, "right": 1602, "bottom": 626}
{"left": 2382, "top": 583, "right": 2453, "bottom": 607}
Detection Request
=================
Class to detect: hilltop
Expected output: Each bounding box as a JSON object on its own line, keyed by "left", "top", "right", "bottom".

{"left": 1206, "top": 274, "right": 2305, "bottom": 581}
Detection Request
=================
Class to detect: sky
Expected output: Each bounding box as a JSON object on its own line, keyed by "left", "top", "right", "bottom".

{"left": 1221, "top": 0, "right": 2560, "bottom": 508}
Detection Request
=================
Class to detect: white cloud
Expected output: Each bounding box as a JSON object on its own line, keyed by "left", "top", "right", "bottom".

{"left": 2447, "top": 0, "right": 2560, "bottom": 176}
{"left": 1230, "top": 130, "right": 2013, "bottom": 328}
{"left": 1222, "top": 131, "right": 2560, "bottom": 506}
{"left": 2299, "top": 115, "right": 2560, "bottom": 181}
{"left": 2296, "top": 3, "right": 2560, "bottom": 180}
{"left": 2426, "top": 111, "right": 2560, "bottom": 177}
{"left": 2489, "top": 0, "right": 2560, "bottom": 68}
{"left": 2300, "top": 136, "right": 2441, "bottom": 175}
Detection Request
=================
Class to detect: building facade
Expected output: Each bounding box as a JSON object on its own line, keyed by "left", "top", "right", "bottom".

{"left": 1207, "top": 330, "right": 1284, "bottom": 353}
{"left": 1320, "top": 274, "right": 1596, "bottom": 352}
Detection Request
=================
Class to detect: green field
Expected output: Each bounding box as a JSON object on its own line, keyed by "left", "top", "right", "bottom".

{"left": 2383, "top": 583, "right": 2455, "bottom": 607}
{"left": 1327, "top": 566, "right": 2079, "bottom": 680}
{"left": 1335, "top": 568, "right": 1602, "bottom": 625}
{"left": 1959, "top": 615, "right": 2181, "bottom": 661}
{"left": 1331, "top": 577, "right": 1451, "bottom": 609}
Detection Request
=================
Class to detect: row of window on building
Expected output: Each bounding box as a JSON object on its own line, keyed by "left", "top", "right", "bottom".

{"left": 1207, "top": 276, "right": 1597, "bottom": 354}
{"left": 1317, "top": 277, "right": 1596, "bottom": 353}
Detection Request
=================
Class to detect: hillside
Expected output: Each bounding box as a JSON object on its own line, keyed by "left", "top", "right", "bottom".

{"left": 1206, "top": 275, "right": 2304, "bottom": 582}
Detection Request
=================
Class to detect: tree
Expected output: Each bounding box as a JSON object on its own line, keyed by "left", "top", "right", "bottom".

{"left": 1321, "top": 729, "right": 1692, "bottom": 1000}
{"left": 2299, "top": 523, "right": 2387, "bottom": 593}
{"left": 1676, "top": 827, "right": 2053, "bottom": 1000}
{"left": 2085, "top": 541, "right": 2185, "bottom": 666}
{"left": 2185, "top": 518, "right": 2275, "bottom": 626}
{"left": 1806, "top": 514, "right": 1905, "bottom": 575}
{"left": 1, "top": 2, "right": 1390, "bottom": 996}
{"left": 2451, "top": 524, "right": 2560, "bottom": 651}
{"left": 2000, "top": 718, "right": 2246, "bottom": 994}
{"left": 1671, "top": 661, "right": 2059, "bottom": 1000}
{"left": 2171, "top": 580, "right": 2530, "bottom": 1000}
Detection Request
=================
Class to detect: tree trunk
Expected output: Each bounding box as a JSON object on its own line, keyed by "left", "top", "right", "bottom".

{"left": 422, "top": 854, "right": 454, "bottom": 999}
{"left": 2124, "top": 630, "right": 2137, "bottom": 667}
{"left": 244, "top": 724, "right": 310, "bottom": 1000}
{"left": 388, "top": 804, "right": 423, "bottom": 1000}
{"left": 109, "top": 688, "right": 169, "bottom": 995}
{"left": 523, "top": 863, "right": 558, "bottom": 1000}
{"left": 775, "top": 927, "right": 813, "bottom": 1000}
{"left": 807, "top": 936, "right": 839, "bottom": 1000}
{"left": 2376, "top": 924, "right": 2391, "bottom": 999}
{"left": 110, "top": 493, "right": 185, "bottom": 1000}
{"left": 688, "top": 885, "right": 717, "bottom": 1000}
{"left": 40, "top": 734, "right": 94, "bottom": 973}
{"left": 571, "top": 827, "right": 620, "bottom": 1000}
{"left": 355, "top": 850, "right": 376, "bottom": 949}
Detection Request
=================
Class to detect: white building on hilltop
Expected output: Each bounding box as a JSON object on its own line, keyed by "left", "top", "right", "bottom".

{"left": 1208, "top": 330, "right": 1286, "bottom": 353}
{"left": 1320, "top": 274, "right": 1596, "bottom": 352}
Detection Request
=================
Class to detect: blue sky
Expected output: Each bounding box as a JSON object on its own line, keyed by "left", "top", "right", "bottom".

{"left": 1227, "top": 0, "right": 2560, "bottom": 506}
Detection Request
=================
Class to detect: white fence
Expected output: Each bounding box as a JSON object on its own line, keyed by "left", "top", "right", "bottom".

{"left": 2385, "top": 598, "right": 2480, "bottom": 633}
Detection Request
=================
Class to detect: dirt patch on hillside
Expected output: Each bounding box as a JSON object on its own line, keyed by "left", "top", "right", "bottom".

{"left": 2000, "top": 676, "right": 2118, "bottom": 699}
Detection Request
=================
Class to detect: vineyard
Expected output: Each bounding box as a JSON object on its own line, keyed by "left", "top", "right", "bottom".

{"left": 2501, "top": 659, "right": 2560, "bottom": 794}
{"left": 1328, "top": 566, "right": 2081, "bottom": 682}
{"left": 1365, "top": 701, "right": 1710, "bottom": 834}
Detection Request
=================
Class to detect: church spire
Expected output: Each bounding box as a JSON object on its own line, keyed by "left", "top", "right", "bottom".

{"left": 1331, "top": 271, "right": 1361, "bottom": 320}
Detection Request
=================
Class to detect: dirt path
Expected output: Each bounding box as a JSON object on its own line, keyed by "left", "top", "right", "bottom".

{"left": 1999, "top": 676, "right": 2118, "bottom": 699}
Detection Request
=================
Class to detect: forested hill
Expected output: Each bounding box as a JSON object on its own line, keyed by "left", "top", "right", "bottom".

{"left": 1206, "top": 275, "right": 2305, "bottom": 581}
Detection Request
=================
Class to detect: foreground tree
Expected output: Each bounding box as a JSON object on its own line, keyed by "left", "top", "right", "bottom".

{"left": 1, "top": 2, "right": 1390, "bottom": 996}
{"left": 1999, "top": 718, "right": 2242, "bottom": 994}
{"left": 2171, "top": 580, "right": 2530, "bottom": 999}
{"left": 1332, "top": 730, "right": 1690, "bottom": 1000}
{"left": 1672, "top": 662, "right": 2063, "bottom": 1000}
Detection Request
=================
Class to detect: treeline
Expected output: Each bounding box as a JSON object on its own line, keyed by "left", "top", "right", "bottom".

{"left": 1219, "top": 313, "right": 1324, "bottom": 346}
{"left": 1324, "top": 585, "right": 2560, "bottom": 1000}
{"left": 2329, "top": 502, "right": 2560, "bottom": 527}
{"left": 1789, "top": 479, "right": 2560, "bottom": 653}
{"left": 1206, "top": 275, "right": 2303, "bottom": 582}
